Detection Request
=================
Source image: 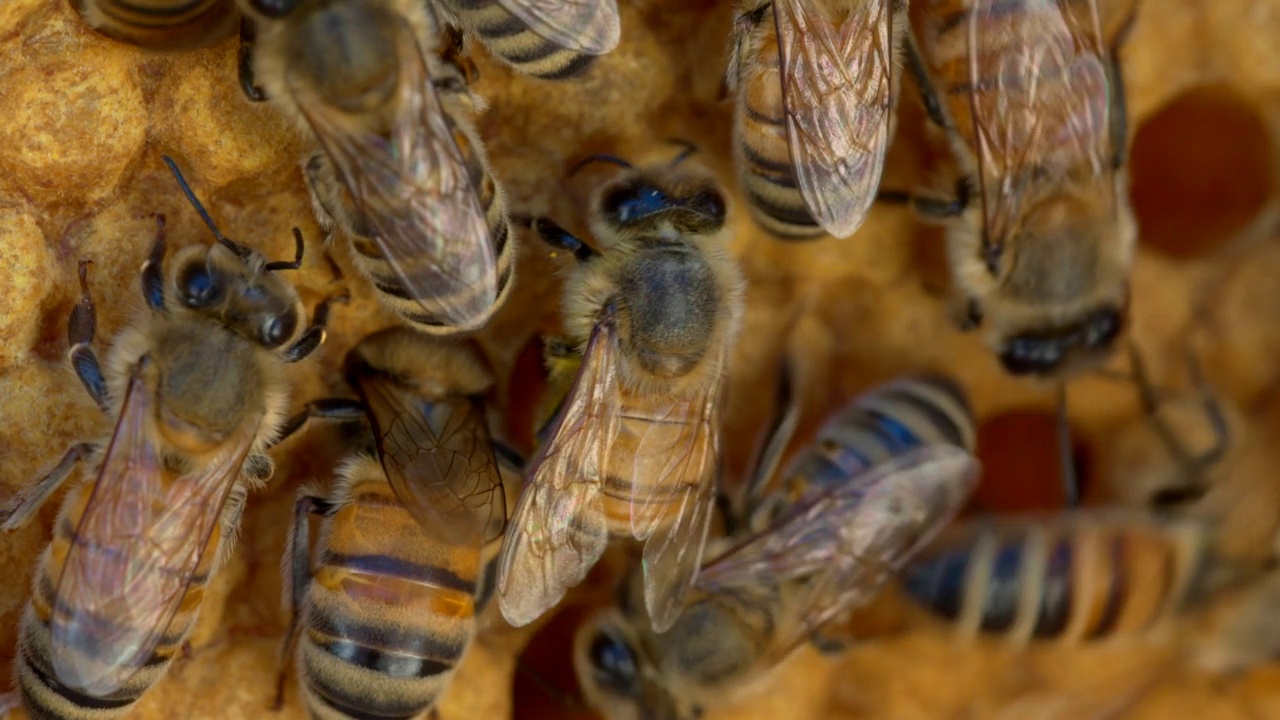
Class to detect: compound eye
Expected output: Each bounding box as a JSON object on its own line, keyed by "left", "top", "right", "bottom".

{"left": 180, "top": 264, "right": 223, "bottom": 308}
{"left": 588, "top": 631, "right": 640, "bottom": 698}
{"left": 260, "top": 312, "right": 297, "bottom": 348}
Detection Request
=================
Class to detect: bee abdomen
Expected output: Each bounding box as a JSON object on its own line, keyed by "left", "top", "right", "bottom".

{"left": 15, "top": 603, "right": 166, "bottom": 720}
{"left": 299, "top": 597, "right": 472, "bottom": 720}
{"left": 737, "top": 77, "right": 824, "bottom": 238}
{"left": 903, "top": 516, "right": 1211, "bottom": 643}
{"left": 787, "top": 375, "right": 975, "bottom": 492}
{"left": 444, "top": 0, "right": 597, "bottom": 79}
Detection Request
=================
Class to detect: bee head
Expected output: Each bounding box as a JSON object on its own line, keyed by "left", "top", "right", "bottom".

{"left": 598, "top": 171, "right": 727, "bottom": 237}
{"left": 174, "top": 243, "right": 303, "bottom": 350}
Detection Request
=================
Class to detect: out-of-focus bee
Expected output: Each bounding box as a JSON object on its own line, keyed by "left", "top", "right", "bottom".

{"left": 0, "top": 158, "right": 339, "bottom": 720}
{"left": 727, "top": 0, "right": 907, "bottom": 240}
{"left": 496, "top": 150, "right": 745, "bottom": 633}
{"left": 900, "top": 510, "right": 1240, "bottom": 643}
{"left": 740, "top": 371, "right": 977, "bottom": 533}
{"left": 898, "top": 0, "right": 1138, "bottom": 377}
{"left": 275, "top": 328, "right": 522, "bottom": 720}
{"left": 1103, "top": 345, "right": 1234, "bottom": 512}
{"left": 238, "top": 0, "right": 513, "bottom": 335}
{"left": 432, "top": 0, "right": 621, "bottom": 80}
{"left": 575, "top": 445, "right": 979, "bottom": 720}
{"left": 72, "top": 0, "right": 240, "bottom": 50}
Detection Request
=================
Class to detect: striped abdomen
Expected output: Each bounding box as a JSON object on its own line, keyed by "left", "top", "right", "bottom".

{"left": 731, "top": 16, "right": 823, "bottom": 240}
{"left": 72, "top": 0, "right": 238, "bottom": 50}
{"left": 16, "top": 479, "right": 231, "bottom": 720}
{"left": 901, "top": 513, "right": 1212, "bottom": 643}
{"left": 773, "top": 375, "right": 974, "bottom": 507}
{"left": 439, "top": 0, "right": 598, "bottom": 79}
{"left": 346, "top": 87, "right": 513, "bottom": 336}
{"left": 299, "top": 468, "right": 481, "bottom": 719}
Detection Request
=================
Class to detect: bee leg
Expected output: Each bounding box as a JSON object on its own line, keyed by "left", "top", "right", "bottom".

{"left": 280, "top": 290, "right": 351, "bottom": 364}
{"left": 741, "top": 352, "right": 800, "bottom": 512}
{"left": 265, "top": 228, "right": 306, "bottom": 272}
{"left": 875, "top": 177, "right": 970, "bottom": 219}
{"left": 141, "top": 215, "right": 168, "bottom": 311}
{"left": 1107, "top": 7, "right": 1139, "bottom": 170}
{"left": 275, "top": 492, "right": 337, "bottom": 711}
{"left": 302, "top": 155, "right": 340, "bottom": 245}
{"left": 238, "top": 17, "right": 268, "bottom": 102}
{"left": 0, "top": 442, "right": 95, "bottom": 531}
{"left": 67, "top": 260, "right": 110, "bottom": 412}
{"left": 904, "top": 29, "right": 952, "bottom": 133}
{"left": 1126, "top": 343, "right": 1215, "bottom": 509}
{"left": 271, "top": 398, "right": 367, "bottom": 448}
{"left": 516, "top": 216, "right": 598, "bottom": 262}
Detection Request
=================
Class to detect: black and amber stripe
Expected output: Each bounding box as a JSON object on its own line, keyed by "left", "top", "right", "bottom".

{"left": 731, "top": 9, "right": 824, "bottom": 240}
{"left": 71, "top": 0, "right": 238, "bottom": 50}
{"left": 346, "top": 80, "right": 513, "bottom": 336}
{"left": 15, "top": 480, "right": 229, "bottom": 720}
{"left": 768, "top": 375, "right": 975, "bottom": 513}
{"left": 439, "top": 0, "right": 598, "bottom": 80}
{"left": 297, "top": 466, "right": 483, "bottom": 720}
{"left": 901, "top": 513, "right": 1212, "bottom": 643}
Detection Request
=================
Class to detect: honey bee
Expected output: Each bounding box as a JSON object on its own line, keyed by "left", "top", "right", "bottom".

{"left": 727, "top": 0, "right": 907, "bottom": 240}
{"left": 275, "top": 328, "right": 521, "bottom": 720}
{"left": 740, "top": 372, "right": 977, "bottom": 533}
{"left": 496, "top": 152, "right": 745, "bottom": 633}
{"left": 575, "top": 445, "right": 979, "bottom": 720}
{"left": 431, "top": 0, "right": 621, "bottom": 80}
{"left": 0, "top": 158, "right": 339, "bottom": 720}
{"left": 902, "top": 0, "right": 1138, "bottom": 376}
{"left": 900, "top": 510, "right": 1234, "bottom": 643}
{"left": 72, "top": 0, "right": 240, "bottom": 50}
{"left": 238, "top": 0, "right": 513, "bottom": 335}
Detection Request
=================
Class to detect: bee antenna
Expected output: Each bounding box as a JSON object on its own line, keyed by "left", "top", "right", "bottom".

{"left": 665, "top": 138, "right": 699, "bottom": 166}
{"left": 570, "top": 154, "right": 633, "bottom": 176}
{"left": 162, "top": 155, "right": 252, "bottom": 260}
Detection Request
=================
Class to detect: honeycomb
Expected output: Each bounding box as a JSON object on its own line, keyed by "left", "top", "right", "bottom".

{"left": 1, "top": 0, "right": 1279, "bottom": 718}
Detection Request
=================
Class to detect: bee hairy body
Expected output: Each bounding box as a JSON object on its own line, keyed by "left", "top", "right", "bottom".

{"left": 730, "top": 14, "right": 823, "bottom": 240}
{"left": 305, "top": 84, "right": 516, "bottom": 336}
{"left": 902, "top": 513, "right": 1214, "bottom": 643}
{"left": 296, "top": 457, "right": 482, "bottom": 720}
{"left": 912, "top": 0, "right": 1136, "bottom": 377}
{"left": 7, "top": 199, "right": 330, "bottom": 719}
{"left": 241, "top": 0, "right": 514, "bottom": 336}
{"left": 749, "top": 375, "right": 975, "bottom": 531}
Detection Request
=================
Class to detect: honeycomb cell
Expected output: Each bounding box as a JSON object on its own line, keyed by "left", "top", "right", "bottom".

{"left": 1130, "top": 85, "right": 1276, "bottom": 260}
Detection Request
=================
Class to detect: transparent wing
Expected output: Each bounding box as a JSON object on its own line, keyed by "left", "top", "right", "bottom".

{"left": 697, "top": 445, "right": 979, "bottom": 657}
{"left": 497, "top": 313, "right": 623, "bottom": 627}
{"left": 52, "top": 361, "right": 254, "bottom": 695}
{"left": 495, "top": 0, "right": 621, "bottom": 55}
{"left": 627, "top": 353, "right": 726, "bottom": 632}
{"left": 354, "top": 370, "right": 506, "bottom": 546}
{"left": 775, "top": 0, "right": 895, "bottom": 238}
{"left": 294, "top": 18, "right": 497, "bottom": 330}
{"left": 966, "top": 0, "right": 1113, "bottom": 245}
